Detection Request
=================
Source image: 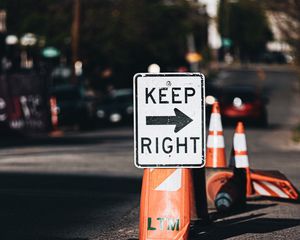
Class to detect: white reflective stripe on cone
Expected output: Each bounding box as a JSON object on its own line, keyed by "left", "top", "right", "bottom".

{"left": 253, "top": 181, "right": 289, "bottom": 198}
{"left": 207, "top": 135, "right": 225, "bottom": 148}
{"left": 155, "top": 169, "right": 182, "bottom": 192}
{"left": 253, "top": 181, "right": 272, "bottom": 196}
{"left": 234, "top": 155, "right": 249, "bottom": 168}
{"left": 208, "top": 113, "right": 223, "bottom": 131}
{"left": 212, "top": 153, "right": 219, "bottom": 168}
{"left": 261, "top": 181, "right": 289, "bottom": 198}
{"left": 234, "top": 133, "right": 247, "bottom": 151}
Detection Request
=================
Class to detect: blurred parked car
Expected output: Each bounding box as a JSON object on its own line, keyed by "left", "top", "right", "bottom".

{"left": 50, "top": 84, "right": 97, "bottom": 129}
{"left": 218, "top": 85, "right": 268, "bottom": 127}
{"left": 259, "top": 51, "right": 287, "bottom": 64}
{"left": 95, "top": 89, "right": 133, "bottom": 125}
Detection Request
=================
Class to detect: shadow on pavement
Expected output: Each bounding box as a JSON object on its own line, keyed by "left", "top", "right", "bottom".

{"left": 19, "top": 238, "right": 88, "bottom": 240}
{"left": 0, "top": 172, "right": 141, "bottom": 193}
{"left": 250, "top": 196, "right": 300, "bottom": 204}
{"left": 0, "top": 172, "right": 141, "bottom": 240}
{"left": 209, "top": 202, "right": 277, "bottom": 221}
{"left": 190, "top": 213, "right": 300, "bottom": 240}
{"left": 0, "top": 132, "right": 133, "bottom": 149}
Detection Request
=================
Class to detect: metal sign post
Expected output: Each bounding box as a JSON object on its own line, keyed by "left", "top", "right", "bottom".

{"left": 134, "top": 73, "right": 205, "bottom": 168}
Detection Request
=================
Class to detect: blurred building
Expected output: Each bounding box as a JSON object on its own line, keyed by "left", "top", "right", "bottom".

{"left": 197, "top": 0, "right": 296, "bottom": 63}
{"left": 266, "top": 11, "right": 294, "bottom": 59}
{"left": 198, "top": 0, "right": 221, "bottom": 53}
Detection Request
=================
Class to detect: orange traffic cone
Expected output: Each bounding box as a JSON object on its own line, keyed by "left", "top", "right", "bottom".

{"left": 139, "top": 168, "right": 191, "bottom": 240}
{"left": 206, "top": 121, "right": 299, "bottom": 210}
{"left": 206, "top": 101, "right": 226, "bottom": 168}
{"left": 49, "top": 96, "right": 63, "bottom": 137}
{"left": 207, "top": 122, "right": 251, "bottom": 212}
{"left": 229, "top": 121, "right": 253, "bottom": 197}
{"left": 229, "top": 122, "right": 299, "bottom": 201}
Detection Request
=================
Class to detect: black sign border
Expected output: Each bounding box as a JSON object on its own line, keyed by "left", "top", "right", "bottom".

{"left": 134, "top": 73, "right": 206, "bottom": 168}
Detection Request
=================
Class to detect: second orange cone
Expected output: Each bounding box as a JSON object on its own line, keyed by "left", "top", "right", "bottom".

{"left": 229, "top": 121, "right": 253, "bottom": 197}
{"left": 206, "top": 101, "right": 226, "bottom": 168}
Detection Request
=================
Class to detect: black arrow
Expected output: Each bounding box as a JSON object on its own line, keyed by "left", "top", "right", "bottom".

{"left": 146, "top": 108, "right": 193, "bottom": 133}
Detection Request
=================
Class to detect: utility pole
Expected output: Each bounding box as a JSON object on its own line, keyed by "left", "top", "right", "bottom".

{"left": 71, "top": 0, "right": 80, "bottom": 84}
{"left": 0, "top": 10, "right": 6, "bottom": 33}
{"left": 0, "top": 9, "right": 6, "bottom": 61}
{"left": 0, "top": 10, "right": 7, "bottom": 73}
{"left": 186, "top": 33, "right": 200, "bottom": 72}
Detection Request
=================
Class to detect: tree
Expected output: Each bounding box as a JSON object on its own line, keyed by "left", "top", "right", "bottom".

{"left": 218, "top": 0, "right": 273, "bottom": 62}
{"left": 1, "top": 0, "right": 208, "bottom": 89}
{"left": 0, "top": 0, "right": 72, "bottom": 47}
{"left": 80, "top": 0, "right": 208, "bottom": 88}
{"left": 264, "top": 0, "right": 300, "bottom": 64}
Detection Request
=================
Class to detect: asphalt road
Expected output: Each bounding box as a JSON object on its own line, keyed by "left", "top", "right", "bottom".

{"left": 0, "top": 65, "right": 299, "bottom": 240}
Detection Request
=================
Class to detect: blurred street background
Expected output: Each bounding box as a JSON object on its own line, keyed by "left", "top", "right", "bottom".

{"left": 0, "top": 0, "right": 300, "bottom": 239}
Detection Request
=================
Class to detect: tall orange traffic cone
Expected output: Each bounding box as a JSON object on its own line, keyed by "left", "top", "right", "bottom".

{"left": 206, "top": 101, "right": 226, "bottom": 168}
{"left": 49, "top": 96, "right": 63, "bottom": 137}
{"left": 139, "top": 168, "right": 191, "bottom": 240}
{"left": 229, "top": 121, "right": 253, "bottom": 197}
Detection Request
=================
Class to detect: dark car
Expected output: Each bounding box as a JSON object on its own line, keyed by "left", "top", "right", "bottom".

{"left": 218, "top": 85, "right": 268, "bottom": 126}
{"left": 95, "top": 89, "right": 133, "bottom": 125}
{"left": 50, "top": 85, "right": 97, "bottom": 129}
{"left": 259, "top": 51, "right": 287, "bottom": 64}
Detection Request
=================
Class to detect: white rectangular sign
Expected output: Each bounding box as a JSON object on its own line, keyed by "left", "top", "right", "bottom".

{"left": 134, "top": 73, "right": 205, "bottom": 168}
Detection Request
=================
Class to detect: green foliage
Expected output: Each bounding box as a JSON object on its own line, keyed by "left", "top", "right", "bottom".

{"left": 218, "top": 0, "right": 272, "bottom": 61}
{"left": 292, "top": 124, "right": 300, "bottom": 143}
{"left": 80, "top": 0, "right": 207, "bottom": 88}
{"left": 1, "top": 0, "right": 71, "bottom": 47}
{"left": 1, "top": 0, "right": 207, "bottom": 88}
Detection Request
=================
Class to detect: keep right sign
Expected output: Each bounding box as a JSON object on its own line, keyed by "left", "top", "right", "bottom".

{"left": 134, "top": 73, "right": 206, "bottom": 168}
